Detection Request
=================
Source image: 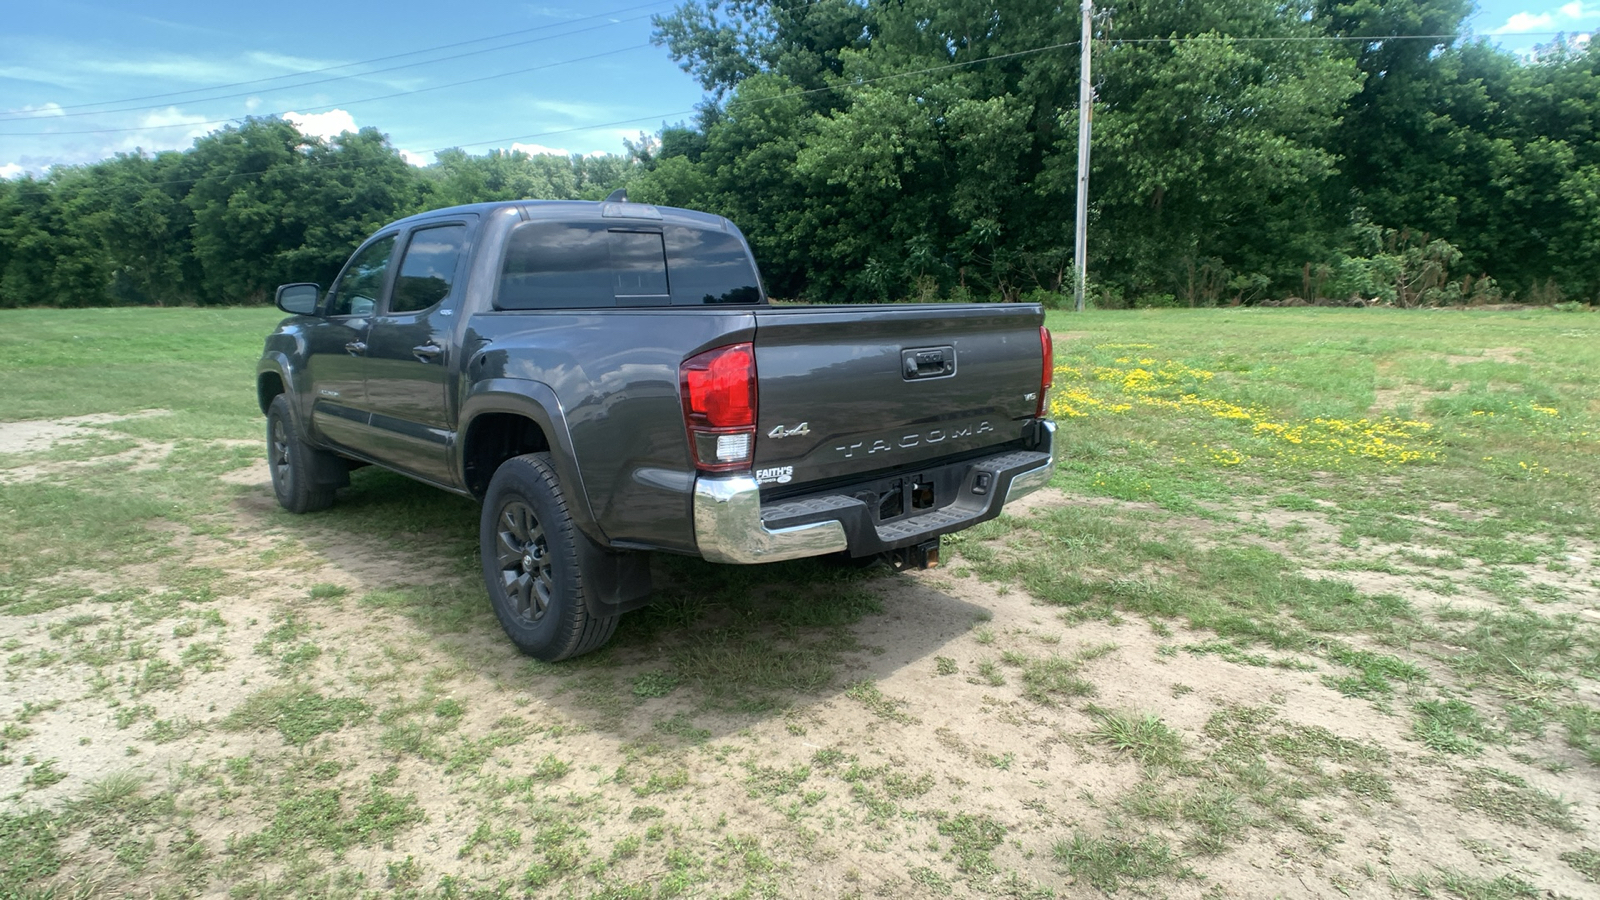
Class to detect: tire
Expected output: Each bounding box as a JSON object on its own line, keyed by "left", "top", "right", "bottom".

{"left": 480, "top": 453, "right": 619, "bottom": 661}
{"left": 266, "top": 394, "right": 338, "bottom": 513}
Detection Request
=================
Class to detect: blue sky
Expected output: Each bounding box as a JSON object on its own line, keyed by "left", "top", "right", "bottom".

{"left": 1, "top": 1, "right": 1595, "bottom": 178}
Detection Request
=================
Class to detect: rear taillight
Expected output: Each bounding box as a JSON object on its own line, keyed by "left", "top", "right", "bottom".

{"left": 1037, "top": 326, "right": 1054, "bottom": 417}
{"left": 680, "top": 342, "right": 757, "bottom": 472}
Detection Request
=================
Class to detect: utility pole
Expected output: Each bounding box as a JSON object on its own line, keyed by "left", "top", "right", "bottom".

{"left": 1073, "top": 0, "right": 1093, "bottom": 313}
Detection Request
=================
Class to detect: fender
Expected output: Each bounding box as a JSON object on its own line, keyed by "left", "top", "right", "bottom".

{"left": 255, "top": 353, "right": 295, "bottom": 413}
{"left": 257, "top": 329, "right": 313, "bottom": 430}
{"left": 459, "top": 378, "right": 607, "bottom": 547}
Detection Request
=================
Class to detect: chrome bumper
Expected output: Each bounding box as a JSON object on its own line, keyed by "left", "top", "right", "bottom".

{"left": 1004, "top": 419, "right": 1056, "bottom": 503}
{"left": 693, "top": 475, "right": 849, "bottom": 564}
{"left": 693, "top": 419, "right": 1055, "bottom": 565}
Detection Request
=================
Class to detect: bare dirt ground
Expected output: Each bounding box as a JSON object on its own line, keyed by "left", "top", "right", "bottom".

{"left": 2, "top": 418, "right": 1598, "bottom": 899}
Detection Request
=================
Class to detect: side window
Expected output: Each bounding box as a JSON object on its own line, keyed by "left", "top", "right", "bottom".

{"left": 664, "top": 226, "right": 762, "bottom": 305}
{"left": 327, "top": 235, "right": 395, "bottom": 317}
{"left": 391, "top": 224, "right": 468, "bottom": 313}
{"left": 497, "top": 222, "right": 611, "bottom": 310}
{"left": 495, "top": 222, "right": 671, "bottom": 309}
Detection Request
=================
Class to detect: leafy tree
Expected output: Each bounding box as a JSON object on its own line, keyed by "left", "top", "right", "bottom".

{"left": 59, "top": 151, "right": 196, "bottom": 305}
{"left": 2, "top": 0, "right": 1595, "bottom": 307}
{"left": 184, "top": 119, "right": 422, "bottom": 302}
{"left": 1083, "top": 0, "right": 1362, "bottom": 299}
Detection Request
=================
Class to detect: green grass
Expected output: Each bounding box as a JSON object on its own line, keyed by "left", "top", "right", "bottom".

{"left": 1086, "top": 706, "right": 1187, "bottom": 769}
{"left": 1053, "top": 831, "right": 1194, "bottom": 892}
{"left": 0, "top": 307, "right": 282, "bottom": 422}
{"left": 0, "top": 809, "right": 64, "bottom": 886}
{"left": 934, "top": 812, "right": 1007, "bottom": 877}
{"left": 3, "top": 307, "right": 1599, "bottom": 898}
{"left": 221, "top": 686, "right": 371, "bottom": 747}
{"left": 1450, "top": 767, "right": 1578, "bottom": 832}
{"left": 1413, "top": 699, "right": 1498, "bottom": 755}
{"left": 1394, "top": 869, "right": 1544, "bottom": 899}
{"left": 1561, "top": 847, "right": 1600, "bottom": 882}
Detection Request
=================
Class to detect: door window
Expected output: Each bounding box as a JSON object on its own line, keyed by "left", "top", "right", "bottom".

{"left": 392, "top": 224, "right": 468, "bottom": 313}
{"left": 327, "top": 235, "right": 395, "bottom": 317}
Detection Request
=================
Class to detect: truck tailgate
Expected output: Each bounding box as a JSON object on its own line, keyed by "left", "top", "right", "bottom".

{"left": 750, "top": 303, "right": 1045, "bottom": 491}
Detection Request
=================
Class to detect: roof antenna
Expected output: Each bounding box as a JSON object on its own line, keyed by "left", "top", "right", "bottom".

{"left": 605, "top": 188, "right": 628, "bottom": 203}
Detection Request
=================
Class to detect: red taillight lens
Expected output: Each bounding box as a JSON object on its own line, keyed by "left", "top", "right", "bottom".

{"left": 1037, "top": 326, "right": 1054, "bottom": 417}
{"left": 684, "top": 343, "right": 755, "bottom": 427}
{"left": 681, "top": 342, "right": 757, "bottom": 472}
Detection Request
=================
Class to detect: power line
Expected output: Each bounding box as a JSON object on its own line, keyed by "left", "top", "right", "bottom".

{"left": 387, "top": 26, "right": 1600, "bottom": 153}
{"left": 0, "top": 0, "right": 847, "bottom": 122}
{"left": 3, "top": 27, "right": 1589, "bottom": 193}
{"left": 0, "top": 32, "right": 1093, "bottom": 187}
{"left": 0, "top": 0, "right": 677, "bottom": 120}
{"left": 0, "top": 0, "right": 848, "bottom": 138}
{"left": 0, "top": 12, "right": 664, "bottom": 125}
{"left": 0, "top": 44, "right": 658, "bottom": 137}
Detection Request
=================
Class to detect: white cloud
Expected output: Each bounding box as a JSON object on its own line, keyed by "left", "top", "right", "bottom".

{"left": 527, "top": 99, "right": 611, "bottom": 121}
{"left": 247, "top": 51, "right": 345, "bottom": 73}
{"left": 5, "top": 102, "right": 65, "bottom": 117}
{"left": 0, "top": 163, "right": 25, "bottom": 179}
{"left": 284, "top": 109, "right": 358, "bottom": 140}
{"left": 398, "top": 148, "right": 432, "bottom": 167}
{"left": 244, "top": 96, "right": 262, "bottom": 112}
{"left": 510, "top": 142, "right": 572, "bottom": 157}
{"left": 1494, "top": 2, "right": 1600, "bottom": 33}
{"left": 79, "top": 54, "right": 259, "bottom": 84}
{"left": 521, "top": 5, "right": 586, "bottom": 21}
{"left": 101, "top": 106, "right": 213, "bottom": 156}
{"left": 1495, "top": 11, "right": 1556, "bottom": 32}
{"left": 138, "top": 106, "right": 209, "bottom": 129}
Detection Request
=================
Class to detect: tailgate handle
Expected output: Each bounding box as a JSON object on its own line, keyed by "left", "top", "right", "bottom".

{"left": 902, "top": 346, "right": 955, "bottom": 380}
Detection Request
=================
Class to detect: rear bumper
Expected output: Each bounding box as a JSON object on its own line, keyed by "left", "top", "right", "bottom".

{"left": 693, "top": 420, "right": 1055, "bottom": 564}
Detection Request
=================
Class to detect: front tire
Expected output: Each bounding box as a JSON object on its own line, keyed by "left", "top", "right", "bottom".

{"left": 480, "top": 453, "right": 618, "bottom": 661}
{"left": 266, "top": 394, "right": 338, "bottom": 513}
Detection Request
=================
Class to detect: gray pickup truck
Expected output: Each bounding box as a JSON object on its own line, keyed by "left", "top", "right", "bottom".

{"left": 257, "top": 198, "right": 1056, "bottom": 660}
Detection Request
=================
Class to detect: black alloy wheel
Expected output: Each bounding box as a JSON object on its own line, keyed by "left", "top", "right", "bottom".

{"left": 478, "top": 452, "right": 619, "bottom": 661}
{"left": 270, "top": 415, "right": 293, "bottom": 487}
{"left": 494, "top": 499, "right": 555, "bottom": 626}
{"left": 266, "top": 394, "right": 337, "bottom": 513}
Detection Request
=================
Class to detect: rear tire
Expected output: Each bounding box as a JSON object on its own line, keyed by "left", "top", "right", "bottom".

{"left": 480, "top": 453, "right": 618, "bottom": 661}
{"left": 266, "top": 394, "right": 338, "bottom": 513}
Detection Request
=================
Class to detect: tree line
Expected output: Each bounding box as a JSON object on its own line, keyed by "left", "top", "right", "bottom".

{"left": 0, "top": 121, "right": 629, "bottom": 307}
{"left": 2, "top": 0, "right": 1596, "bottom": 308}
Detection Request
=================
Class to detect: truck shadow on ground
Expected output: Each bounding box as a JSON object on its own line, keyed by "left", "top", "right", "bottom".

{"left": 240, "top": 466, "right": 996, "bottom": 742}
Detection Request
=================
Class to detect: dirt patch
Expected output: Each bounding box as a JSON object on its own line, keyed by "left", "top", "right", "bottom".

{"left": 1444, "top": 346, "right": 1527, "bottom": 365}
{"left": 0, "top": 410, "right": 169, "bottom": 454}
{"left": 0, "top": 440, "right": 177, "bottom": 484}
{"left": 220, "top": 457, "right": 271, "bottom": 486}
{"left": 1371, "top": 382, "right": 1464, "bottom": 414}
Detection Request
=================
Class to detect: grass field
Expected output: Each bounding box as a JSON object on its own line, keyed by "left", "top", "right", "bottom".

{"left": 1, "top": 306, "right": 1597, "bottom": 899}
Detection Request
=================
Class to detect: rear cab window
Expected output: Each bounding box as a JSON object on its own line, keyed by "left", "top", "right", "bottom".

{"left": 663, "top": 226, "right": 762, "bottom": 305}
{"left": 495, "top": 217, "right": 763, "bottom": 310}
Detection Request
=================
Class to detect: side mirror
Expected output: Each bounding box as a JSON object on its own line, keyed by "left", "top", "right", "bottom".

{"left": 275, "top": 283, "right": 321, "bottom": 316}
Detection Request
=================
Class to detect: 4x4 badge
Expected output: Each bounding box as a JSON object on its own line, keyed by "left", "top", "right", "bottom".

{"left": 767, "top": 422, "right": 811, "bottom": 439}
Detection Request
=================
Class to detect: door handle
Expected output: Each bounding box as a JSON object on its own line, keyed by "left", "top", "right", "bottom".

{"left": 344, "top": 341, "right": 367, "bottom": 355}
{"left": 412, "top": 343, "right": 444, "bottom": 362}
